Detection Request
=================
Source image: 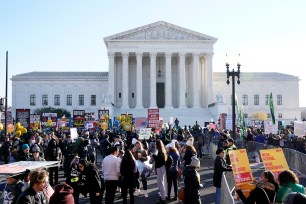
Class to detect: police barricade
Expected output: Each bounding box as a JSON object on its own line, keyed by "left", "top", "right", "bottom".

{"left": 221, "top": 171, "right": 235, "bottom": 204}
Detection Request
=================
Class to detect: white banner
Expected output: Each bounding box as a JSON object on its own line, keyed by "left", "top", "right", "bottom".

{"left": 138, "top": 128, "right": 152, "bottom": 140}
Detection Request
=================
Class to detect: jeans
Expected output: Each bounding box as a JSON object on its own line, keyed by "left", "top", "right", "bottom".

{"left": 215, "top": 187, "right": 221, "bottom": 204}
{"left": 49, "top": 166, "right": 58, "bottom": 185}
{"left": 167, "top": 171, "right": 178, "bottom": 198}
{"left": 156, "top": 166, "right": 167, "bottom": 200}
{"left": 105, "top": 180, "right": 118, "bottom": 204}
{"left": 121, "top": 186, "right": 134, "bottom": 204}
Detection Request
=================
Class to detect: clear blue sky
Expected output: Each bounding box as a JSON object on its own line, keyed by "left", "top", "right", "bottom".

{"left": 0, "top": 0, "right": 305, "bottom": 106}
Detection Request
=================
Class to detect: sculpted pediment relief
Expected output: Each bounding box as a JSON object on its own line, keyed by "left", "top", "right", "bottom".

{"left": 104, "top": 21, "right": 217, "bottom": 42}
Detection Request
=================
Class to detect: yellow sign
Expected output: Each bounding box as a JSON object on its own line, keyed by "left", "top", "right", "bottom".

{"left": 260, "top": 148, "right": 289, "bottom": 178}
{"left": 229, "top": 149, "right": 255, "bottom": 198}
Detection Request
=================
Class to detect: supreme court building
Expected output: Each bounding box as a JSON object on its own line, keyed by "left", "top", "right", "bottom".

{"left": 11, "top": 21, "right": 301, "bottom": 125}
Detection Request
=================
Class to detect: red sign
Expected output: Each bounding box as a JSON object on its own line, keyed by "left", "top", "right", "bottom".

{"left": 148, "top": 109, "right": 159, "bottom": 128}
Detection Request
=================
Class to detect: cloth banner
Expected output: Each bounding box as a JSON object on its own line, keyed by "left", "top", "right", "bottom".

{"left": 260, "top": 148, "right": 289, "bottom": 178}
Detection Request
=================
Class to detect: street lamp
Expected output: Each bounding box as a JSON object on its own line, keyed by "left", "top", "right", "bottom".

{"left": 226, "top": 54, "right": 241, "bottom": 139}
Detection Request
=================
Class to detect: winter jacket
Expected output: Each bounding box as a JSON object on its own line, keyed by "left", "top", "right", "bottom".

{"left": 183, "top": 150, "right": 195, "bottom": 167}
{"left": 168, "top": 152, "right": 179, "bottom": 172}
{"left": 16, "top": 186, "right": 48, "bottom": 204}
{"left": 81, "top": 165, "right": 101, "bottom": 194}
{"left": 49, "top": 183, "right": 74, "bottom": 204}
{"left": 0, "top": 181, "right": 24, "bottom": 204}
{"left": 152, "top": 152, "right": 166, "bottom": 169}
{"left": 183, "top": 166, "right": 201, "bottom": 204}
{"left": 236, "top": 182, "right": 277, "bottom": 204}
{"left": 213, "top": 155, "right": 232, "bottom": 188}
{"left": 276, "top": 182, "right": 305, "bottom": 203}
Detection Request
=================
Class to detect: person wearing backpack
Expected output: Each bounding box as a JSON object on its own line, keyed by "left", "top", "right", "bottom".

{"left": 235, "top": 170, "right": 279, "bottom": 204}
{"left": 275, "top": 170, "right": 305, "bottom": 203}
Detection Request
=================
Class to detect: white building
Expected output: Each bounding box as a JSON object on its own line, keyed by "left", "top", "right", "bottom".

{"left": 11, "top": 21, "right": 301, "bottom": 126}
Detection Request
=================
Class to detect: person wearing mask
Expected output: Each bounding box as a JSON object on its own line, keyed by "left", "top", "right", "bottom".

{"left": 28, "top": 145, "right": 46, "bottom": 161}
{"left": 166, "top": 143, "right": 180, "bottom": 201}
{"left": 183, "top": 156, "right": 201, "bottom": 204}
{"left": 16, "top": 169, "right": 49, "bottom": 204}
{"left": 66, "top": 155, "right": 81, "bottom": 204}
{"left": 102, "top": 146, "right": 121, "bottom": 204}
{"left": 235, "top": 171, "right": 279, "bottom": 204}
{"left": 276, "top": 170, "right": 305, "bottom": 203}
{"left": 78, "top": 159, "right": 102, "bottom": 204}
{"left": 120, "top": 149, "right": 137, "bottom": 204}
{"left": 213, "top": 148, "right": 232, "bottom": 204}
{"left": 49, "top": 183, "right": 74, "bottom": 204}
{"left": 0, "top": 174, "right": 24, "bottom": 204}
{"left": 152, "top": 140, "right": 167, "bottom": 204}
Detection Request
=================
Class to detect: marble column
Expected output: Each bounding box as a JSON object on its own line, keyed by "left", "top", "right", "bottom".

{"left": 150, "top": 52, "right": 157, "bottom": 108}
{"left": 165, "top": 52, "right": 172, "bottom": 108}
{"left": 121, "top": 52, "right": 129, "bottom": 109}
{"left": 136, "top": 52, "right": 143, "bottom": 108}
{"left": 107, "top": 52, "right": 115, "bottom": 106}
{"left": 205, "top": 53, "right": 213, "bottom": 106}
{"left": 179, "top": 53, "right": 187, "bottom": 108}
{"left": 193, "top": 53, "right": 200, "bottom": 108}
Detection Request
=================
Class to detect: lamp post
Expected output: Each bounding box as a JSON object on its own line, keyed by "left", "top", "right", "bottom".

{"left": 4, "top": 51, "right": 8, "bottom": 136}
{"left": 226, "top": 55, "right": 241, "bottom": 139}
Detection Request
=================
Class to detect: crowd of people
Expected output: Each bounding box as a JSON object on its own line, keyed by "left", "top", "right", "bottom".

{"left": 0, "top": 121, "right": 205, "bottom": 204}
{"left": 1, "top": 119, "right": 306, "bottom": 204}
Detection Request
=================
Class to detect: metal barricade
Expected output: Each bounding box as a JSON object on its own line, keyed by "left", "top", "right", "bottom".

{"left": 221, "top": 171, "right": 235, "bottom": 204}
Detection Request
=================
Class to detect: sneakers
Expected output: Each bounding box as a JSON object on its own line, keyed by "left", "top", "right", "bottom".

{"left": 144, "top": 190, "right": 148, "bottom": 198}
{"left": 134, "top": 189, "right": 140, "bottom": 196}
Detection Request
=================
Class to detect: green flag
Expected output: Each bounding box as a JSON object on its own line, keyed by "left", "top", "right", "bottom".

{"left": 270, "top": 92, "right": 276, "bottom": 124}
{"left": 235, "top": 94, "right": 240, "bottom": 113}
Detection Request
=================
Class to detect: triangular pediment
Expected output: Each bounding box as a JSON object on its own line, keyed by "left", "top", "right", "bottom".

{"left": 104, "top": 21, "right": 217, "bottom": 42}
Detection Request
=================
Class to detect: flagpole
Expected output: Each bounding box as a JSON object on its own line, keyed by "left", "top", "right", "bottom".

{"left": 4, "top": 51, "right": 8, "bottom": 136}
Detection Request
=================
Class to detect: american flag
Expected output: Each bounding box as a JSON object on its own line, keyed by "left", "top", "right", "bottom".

{"left": 44, "top": 183, "right": 54, "bottom": 200}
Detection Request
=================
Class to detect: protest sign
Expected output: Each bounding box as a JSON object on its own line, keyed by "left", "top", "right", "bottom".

{"left": 16, "top": 109, "right": 30, "bottom": 129}
{"left": 73, "top": 110, "right": 85, "bottom": 127}
{"left": 229, "top": 149, "right": 255, "bottom": 197}
{"left": 98, "top": 110, "right": 109, "bottom": 125}
{"left": 85, "top": 112, "right": 96, "bottom": 122}
{"left": 70, "top": 127, "right": 78, "bottom": 141}
{"left": 260, "top": 148, "right": 289, "bottom": 178}
{"left": 148, "top": 109, "right": 159, "bottom": 128}
{"left": 30, "top": 114, "right": 41, "bottom": 130}
{"left": 264, "top": 121, "right": 278, "bottom": 134}
{"left": 294, "top": 121, "right": 306, "bottom": 137}
{"left": 135, "top": 117, "right": 147, "bottom": 130}
{"left": 138, "top": 128, "right": 152, "bottom": 140}
{"left": 41, "top": 113, "right": 57, "bottom": 129}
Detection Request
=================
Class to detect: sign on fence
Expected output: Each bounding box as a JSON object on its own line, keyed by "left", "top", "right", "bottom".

{"left": 229, "top": 149, "right": 255, "bottom": 197}
{"left": 260, "top": 148, "right": 289, "bottom": 178}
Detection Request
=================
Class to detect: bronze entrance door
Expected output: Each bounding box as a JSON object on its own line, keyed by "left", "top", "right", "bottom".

{"left": 156, "top": 83, "right": 165, "bottom": 108}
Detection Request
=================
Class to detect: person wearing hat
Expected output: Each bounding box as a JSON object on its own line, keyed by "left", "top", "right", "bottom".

{"left": 183, "top": 138, "right": 197, "bottom": 167}
{"left": 49, "top": 183, "right": 74, "bottom": 204}
{"left": 213, "top": 148, "right": 232, "bottom": 204}
{"left": 18, "top": 143, "right": 32, "bottom": 161}
{"left": 27, "top": 145, "right": 45, "bottom": 161}
{"left": 183, "top": 156, "right": 201, "bottom": 204}
{"left": 0, "top": 174, "right": 24, "bottom": 204}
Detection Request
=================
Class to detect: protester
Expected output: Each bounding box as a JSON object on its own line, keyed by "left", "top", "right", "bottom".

{"left": 183, "top": 138, "right": 197, "bottom": 167}
{"left": 16, "top": 169, "right": 49, "bottom": 204}
{"left": 102, "top": 146, "right": 121, "bottom": 204}
{"left": 100, "top": 134, "right": 111, "bottom": 160}
{"left": 120, "top": 149, "right": 137, "bottom": 204}
{"left": 62, "top": 135, "right": 73, "bottom": 176}
{"left": 0, "top": 174, "right": 24, "bottom": 204}
{"left": 66, "top": 155, "right": 81, "bottom": 204}
{"left": 28, "top": 145, "right": 46, "bottom": 161}
{"left": 213, "top": 148, "right": 232, "bottom": 204}
{"left": 18, "top": 144, "right": 32, "bottom": 161}
{"left": 183, "top": 156, "right": 201, "bottom": 204}
{"left": 78, "top": 159, "right": 102, "bottom": 204}
{"left": 152, "top": 140, "right": 167, "bottom": 204}
{"left": 276, "top": 170, "right": 305, "bottom": 203}
{"left": 166, "top": 143, "right": 180, "bottom": 201}
{"left": 49, "top": 183, "right": 74, "bottom": 204}
{"left": 47, "top": 138, "right": 62, "bottom": 186}
{"left": 235, "top": 171, "right": 279, "bottom": 204}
